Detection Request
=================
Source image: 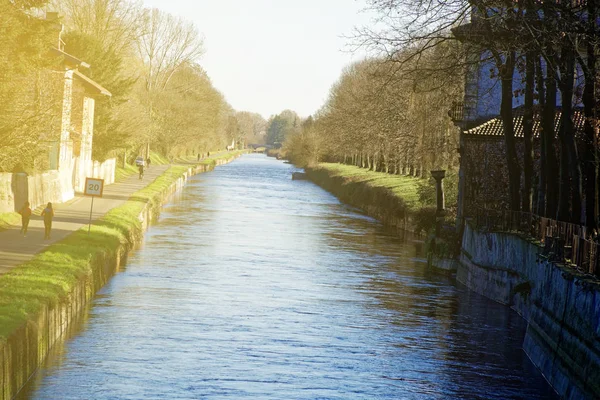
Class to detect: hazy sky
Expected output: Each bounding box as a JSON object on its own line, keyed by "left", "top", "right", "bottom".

{"left": 141, "top": 0, "right": 376, "bottom": 119}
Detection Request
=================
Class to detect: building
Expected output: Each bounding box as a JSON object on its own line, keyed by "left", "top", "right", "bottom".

{"left": 0, "top": 12, "right": 116, "bottom": 212}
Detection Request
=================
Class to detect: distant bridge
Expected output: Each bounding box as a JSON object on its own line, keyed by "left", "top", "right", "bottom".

{"left": 247, "top": 144, "right": 273, "bottom": 151}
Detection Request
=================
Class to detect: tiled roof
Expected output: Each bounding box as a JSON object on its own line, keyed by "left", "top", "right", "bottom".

{"left": 464, "top": 106, "right": 586, "bottom": 138}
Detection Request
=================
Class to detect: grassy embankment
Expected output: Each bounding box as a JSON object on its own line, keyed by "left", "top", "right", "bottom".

{"left": 0, "top": 212, "right": 20, "bottom": 232}
{"left": 306, "top": 163, "right": 436, "bottom": 233}
{"left": 115, "top": 151, "right": 232, "bottom": 182}
{"left": 0, "top": 153, "right": 173, "bottom": 231}
{"left": 0, "top": 150, "right": 245, "bottom": 340}
{"left": 0, "top": 151, "right": 236, "bottom": 231}
{"left": 266, "top": 148, "right": 283, "bottom": 158}
{"left": 114, "top": 151, "right": 171, "bottom": 182}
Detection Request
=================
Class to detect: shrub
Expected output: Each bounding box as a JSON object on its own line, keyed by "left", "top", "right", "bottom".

{"left": 413, "top": 206, "right": 438, "bottom": 235}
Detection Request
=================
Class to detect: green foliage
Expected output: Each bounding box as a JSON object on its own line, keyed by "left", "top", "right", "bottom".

{"left": 153, "top": 63, "right": 233, "bottom": 156}
{"left": 63, "top": 31, "right": 140, "bottom": 160}
{"left": 0, "top": 212, "right": 21, "bottom": 232}
{"left": 0, "top": 2, "right": 59, "bottom": 172}
{"left": 283, "top": 117, "right": 324, "bottom": 167}
{"left": 266, "top": 110, "right": 300, "bottom": 145}
{"left": 0, "top": 2, "right": 240, "bottom": 171}
{"left": 417, "top": 171, "right": 459, "bottom": 209}
{"left": 236, "top": 111, "right": 267, "bottom": 145}
{"left": 413, "top": 207, "right": 438, "bottom": 236}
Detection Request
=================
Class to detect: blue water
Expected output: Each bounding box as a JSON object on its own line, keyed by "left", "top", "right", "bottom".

{"left": 20, "top": 154, "right": 557, "bottom": 399}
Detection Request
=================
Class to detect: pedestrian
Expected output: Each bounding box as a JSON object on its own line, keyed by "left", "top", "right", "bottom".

{"left": 207, "top": 151, "right": 210, "bottom": 157}
{"left": 197, "top": 153, "right": 200, "bottom": 161}
{"left": 146, "top": 157, "right": 151, "bottom": 169}
{"left": 41, "top": 202, "right": 54, "bottom": 240}
{"left": 138, "top": 163, "right": 144, "bottom": 180}
{"left": 18, "top": 201, "right": 32, "bottom": 237}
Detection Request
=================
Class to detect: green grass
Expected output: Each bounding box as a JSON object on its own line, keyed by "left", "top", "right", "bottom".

{"left": 317, "top": 163, "right": 425, "bottom": 212}
{"left": 0, "top": 151, "right": 246, "bottom": 341}
{"left": 149, "top": 151, "right": 170, "bottom": 165}
{"left": 0, "top": 212, "right": 20, "bottom": 232}
{"left": 115, "top": 162, "right": 138, "bottom": 182}
{"left": 115, "top": 151, "right": 174, "bottom": 182}
{"left": 115, "top": 150, "right": 247, "bottom": 182}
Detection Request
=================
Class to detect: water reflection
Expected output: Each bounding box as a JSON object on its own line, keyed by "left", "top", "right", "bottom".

{"left": 20, "top": 154, "right": 557, "bottom": 399}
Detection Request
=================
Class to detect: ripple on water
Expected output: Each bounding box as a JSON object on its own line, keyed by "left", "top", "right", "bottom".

{"left": 20, "top": 154, "right": 558, "bottom": 400}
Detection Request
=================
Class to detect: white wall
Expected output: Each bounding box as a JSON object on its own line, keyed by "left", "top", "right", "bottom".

{"left": 0, "top": 157, "right": 115, "bottom": 213}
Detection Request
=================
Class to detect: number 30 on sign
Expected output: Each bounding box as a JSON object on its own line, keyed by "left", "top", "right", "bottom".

{"left": 84, "top": 177, "right": 104, "bottom": 197}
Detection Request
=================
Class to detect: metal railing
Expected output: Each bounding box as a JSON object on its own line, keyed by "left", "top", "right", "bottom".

{"left": 471, "top": 208, "right": 600, "bottom": 277}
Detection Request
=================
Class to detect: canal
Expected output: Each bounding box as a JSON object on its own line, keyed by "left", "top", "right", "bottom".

{"left": 20, "top": 154, "right": 557, "bottom": 399}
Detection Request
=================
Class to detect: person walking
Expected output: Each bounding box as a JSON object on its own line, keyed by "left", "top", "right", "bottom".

{"left": 18, "top": 201, "right": 32, "bottom": 237}
{"left": 41, "top": 202, "right": 54, "bottom": 240}
{"left": 146, "top": 157, "right": 151, "bottom": 169}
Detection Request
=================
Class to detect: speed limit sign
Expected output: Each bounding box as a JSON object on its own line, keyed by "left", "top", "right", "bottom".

{"left": 84, "top": 177, "right": 104, "bottom": 197}
{"left": 84, "top": 177, "right": 104, "bottom": 235}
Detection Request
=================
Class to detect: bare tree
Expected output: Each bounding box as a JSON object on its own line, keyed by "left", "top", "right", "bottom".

{"left": 52, "top": 0, "right": 143, "bottom": 55}
{"left": 136, "top": 8, "right": 204, "bottom": 92}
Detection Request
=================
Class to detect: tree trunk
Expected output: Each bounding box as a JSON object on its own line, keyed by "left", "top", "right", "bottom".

{"left": 581, "top": 0, "right": 598, "bottom": 229}
{"left": 536, "top": 56, "right": 547, "bottom": 215}
{"left": 543, "top": 52, "right": 559, "bottom": 218}
{"left": 522, "top": 51, "right": 535, "bottom": 213}
{"left": 557, "top": 45, "right": 582, "bottom": 223}
{"left": 384, "top": 153, "right": 389, "bottom": 173}
{"left": 500, "top": 50, "right": 521, "bottom": 211}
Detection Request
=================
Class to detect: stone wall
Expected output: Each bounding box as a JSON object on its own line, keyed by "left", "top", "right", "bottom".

{"left": 458, "top": 222, "right": 600, "bottom": 399}
{"left": 0, "top": 173, "right": 16, "bottom": 213}
{"left": 73, "top": 157, "right": 116, "bottom": 193}
{"left": 0, "top": 158, "right": 115, "bottom": 213}
{"left": 0, "top": 171, "right": 65, "bottom": 213}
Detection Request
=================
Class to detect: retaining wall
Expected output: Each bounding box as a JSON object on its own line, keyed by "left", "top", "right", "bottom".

{"left": 0, "top": 154, "right": 243, "bottom": 400}
{"left": 304, "top": 164, "right": 598, "bottom": 399}
{"left": 458, "top": 222, "right": 600, "bottom": 400}
{"left": 0, "top": 158, "right": 116, "bottom": 213}
{"left": 73, "top": 157, "right": 116, "bottom": 193}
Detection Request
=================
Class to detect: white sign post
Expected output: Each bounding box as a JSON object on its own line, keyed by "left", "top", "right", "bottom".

{"left": 84, "top": 177, "right": 104, "bottom": 235}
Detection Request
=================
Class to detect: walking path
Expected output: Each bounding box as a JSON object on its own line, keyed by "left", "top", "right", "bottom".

{"left": 0, "top": 164, "right": 171, "bottom": 275}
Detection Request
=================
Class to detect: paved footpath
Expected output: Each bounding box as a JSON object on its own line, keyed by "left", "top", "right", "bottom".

{"left": 0, "top": 164, "right": 172, "bottom": 275}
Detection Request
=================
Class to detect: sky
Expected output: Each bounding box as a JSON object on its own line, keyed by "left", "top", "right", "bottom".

{"left": 141, "top": 0, "right": 376, "bottom": 119}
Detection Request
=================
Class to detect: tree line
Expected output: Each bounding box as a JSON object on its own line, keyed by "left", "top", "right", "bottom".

{"left": 281, "top": 0, "right": 600, "bottom": 230}
{"left": 278, "top": 43, "right": 463, "bottom": 202}
{"left": 0, "top": 0, "right": 267, "bottom": 172}
{"left": 360, "top": 0, "right": 599, "bottom": 229}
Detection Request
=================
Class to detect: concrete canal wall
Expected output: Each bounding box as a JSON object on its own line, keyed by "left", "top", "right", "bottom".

{"left": 0, "top": 154, "right": 244, "bottom": 400}
{"left": 304, "top": 164, "right": 598, "bottom": 399}
{"left": 458, "top": 223, "right": 600, "bottom": 400}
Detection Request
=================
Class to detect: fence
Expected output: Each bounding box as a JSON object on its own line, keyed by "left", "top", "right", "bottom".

{"left": 471, "top": 208, "right": 600, "bottom": 277}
